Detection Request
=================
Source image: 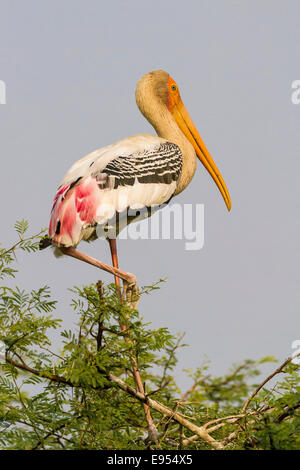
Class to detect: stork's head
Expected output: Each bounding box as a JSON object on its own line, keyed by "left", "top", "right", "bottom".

{"left": 136, "top": 70, "right": 231, "bottom": 211}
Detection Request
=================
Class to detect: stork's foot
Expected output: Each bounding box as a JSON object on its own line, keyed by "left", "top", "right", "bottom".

{"left": 122, "top": 275, "right": 140, "bottom": 309}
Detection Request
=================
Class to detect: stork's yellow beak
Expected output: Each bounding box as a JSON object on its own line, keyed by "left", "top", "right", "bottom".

{"left": 168, "top": 77, "right": 231, "bottom": 211}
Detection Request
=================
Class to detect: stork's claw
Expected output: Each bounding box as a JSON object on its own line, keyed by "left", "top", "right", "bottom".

{"left": 122, "top": 275, "right": 140, "bottom": 308}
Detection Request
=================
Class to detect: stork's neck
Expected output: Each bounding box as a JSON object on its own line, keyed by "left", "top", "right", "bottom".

{"left": 137, "top": 91, "right": 197, "bottom": 195}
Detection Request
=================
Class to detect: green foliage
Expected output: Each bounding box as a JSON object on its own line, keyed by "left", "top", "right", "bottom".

{"left": 0, "top": 222, "right": 299, "bottom": 450}
{"left": 0, "top": 220, "right": 46, "bottom": 280}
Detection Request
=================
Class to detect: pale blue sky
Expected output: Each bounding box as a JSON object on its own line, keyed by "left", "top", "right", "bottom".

{"left": 0, "top": 0, "right": 299, "bottom": 388}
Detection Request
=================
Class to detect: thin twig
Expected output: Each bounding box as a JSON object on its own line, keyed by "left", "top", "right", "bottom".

{"left": 5, "top": 356, "right": 73, "bottom": 385}
{"left": 242, "top": 354, "right": 300, "bottom": 412}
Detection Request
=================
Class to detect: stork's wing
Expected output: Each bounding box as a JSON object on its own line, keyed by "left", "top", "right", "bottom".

{"left": 95, "top": 141, "right": 182, "bottom": 189}
{"left": 48, "top": 137, "right": 182, "bottom": 247}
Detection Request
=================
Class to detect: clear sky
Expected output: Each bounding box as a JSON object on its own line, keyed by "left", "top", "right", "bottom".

{"left": 0, "top": 0, "right": 299, "bottom": 388}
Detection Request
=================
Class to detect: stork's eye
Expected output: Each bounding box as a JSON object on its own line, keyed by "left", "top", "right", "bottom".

{"left": 171, "top": 84, "right": 177, "bottom": 91}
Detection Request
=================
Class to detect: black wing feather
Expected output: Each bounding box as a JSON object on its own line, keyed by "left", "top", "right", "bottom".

{"left": 93, "top": 142, "right": 182, "bottom": 190}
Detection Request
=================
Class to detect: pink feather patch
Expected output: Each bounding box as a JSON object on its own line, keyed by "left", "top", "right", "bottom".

{"left": 49, "top": 178, "right": 100, "bottom": 247}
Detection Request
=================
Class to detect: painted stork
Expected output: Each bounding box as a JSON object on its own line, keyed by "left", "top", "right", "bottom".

{"left": 42, "top": 70, "right": 231, "bottom": 292}
{"left": 41, "top": 70, "right": 231, "bottom": 440}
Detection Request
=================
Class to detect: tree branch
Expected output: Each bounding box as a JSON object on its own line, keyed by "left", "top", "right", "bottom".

{"left": 108, "top": 373, "right": 224, "bottom": 450}
{"left": 6, "top": 356, "right": 74, "bottom": 386}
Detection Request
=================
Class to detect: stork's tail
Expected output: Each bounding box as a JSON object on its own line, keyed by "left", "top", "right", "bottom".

{"left": 39, "top": 235, "right": 52, "bottom": 250}
{"left": 39, "top": 235, "right": 65, "bottom": 258}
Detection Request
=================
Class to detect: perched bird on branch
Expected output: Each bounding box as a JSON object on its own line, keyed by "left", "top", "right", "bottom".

{"left": 40, "top": 69, "right": 231, "bottom": 442}
{"left": 41, "top": 70, "right": 230, "bottom": 291}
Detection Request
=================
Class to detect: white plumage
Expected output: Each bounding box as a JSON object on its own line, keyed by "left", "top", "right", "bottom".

{"left": 60, "top": 135, "right": 168, "bottom": 187}
{"left": 48, "top": 134, "right": 182, "bottom": 247}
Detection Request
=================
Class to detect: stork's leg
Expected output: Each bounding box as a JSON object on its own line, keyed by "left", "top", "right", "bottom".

{"left": 60, "top": 247, "right": 136, "bottom": 286}
{"left": 108, "top": 238, "right": 121, "bottom": 290}
{"left": 108, "top": 238, "right": 158, "bottom": 444}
